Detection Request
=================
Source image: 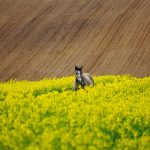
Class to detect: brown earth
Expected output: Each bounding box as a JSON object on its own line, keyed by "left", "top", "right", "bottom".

{"left": 0, "top": 0, "right": 150, "bottom": 81}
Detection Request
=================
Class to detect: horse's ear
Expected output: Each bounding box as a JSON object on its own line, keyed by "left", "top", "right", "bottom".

{"left": 75, "top": 66, "right": 78, "bottom": 70}
{"left": 75, "top": 65, "right": 83, "bottom": 70}
{"left": 79, "top": 65, "right": 83, "bottom": 70}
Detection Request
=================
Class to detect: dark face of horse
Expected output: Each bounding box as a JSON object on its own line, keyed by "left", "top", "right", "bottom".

{"left": 75, "top": 66, "right": 84, "bottom": 87}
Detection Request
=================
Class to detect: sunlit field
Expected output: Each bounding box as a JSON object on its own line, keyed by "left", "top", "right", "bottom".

{"left": 0, "top": 75, "right": 150, "bottom": 150}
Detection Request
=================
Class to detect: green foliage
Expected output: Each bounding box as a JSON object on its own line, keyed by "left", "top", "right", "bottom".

{"left": 0, "top": 75, "right": 150, "bottom": 150}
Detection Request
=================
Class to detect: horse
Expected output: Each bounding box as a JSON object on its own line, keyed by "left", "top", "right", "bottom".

{"left": 73, "top": 65, "right": 94, "bottom": 91}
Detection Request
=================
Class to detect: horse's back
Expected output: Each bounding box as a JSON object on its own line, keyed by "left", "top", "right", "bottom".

{"left": 82, "top": 73, "right": 94, "bottom": 86}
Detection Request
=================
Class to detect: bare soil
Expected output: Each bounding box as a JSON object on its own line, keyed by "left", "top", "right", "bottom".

{"left": 0, "top": 0, "right": 150, "bottom": 81}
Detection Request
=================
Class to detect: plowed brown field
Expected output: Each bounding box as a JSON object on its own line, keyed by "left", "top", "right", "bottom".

{"left": 0, "top": 0, "right": 150, "bottom": 81}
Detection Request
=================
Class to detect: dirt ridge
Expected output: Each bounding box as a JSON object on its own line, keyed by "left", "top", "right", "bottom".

{"left": 0, "top": 0, "right": 150, "bottom": 81}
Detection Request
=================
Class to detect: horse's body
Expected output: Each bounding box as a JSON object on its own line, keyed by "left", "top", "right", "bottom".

{"left": 73, "top": 66, "right": 94, "bottom": 91}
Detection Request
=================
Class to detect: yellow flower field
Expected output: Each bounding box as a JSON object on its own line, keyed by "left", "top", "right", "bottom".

{"left": 0, "top": 75, "right": 150, "bottom": 150}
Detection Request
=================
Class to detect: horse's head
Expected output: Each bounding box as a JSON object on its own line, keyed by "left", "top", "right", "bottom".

{"left": 75, "top": 65, "right": 84, "bottom": 87}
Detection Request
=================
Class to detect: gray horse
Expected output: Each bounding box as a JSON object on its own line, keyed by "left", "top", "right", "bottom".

{"left": 73, "top": 65, "right": 94, "bottom": 91}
